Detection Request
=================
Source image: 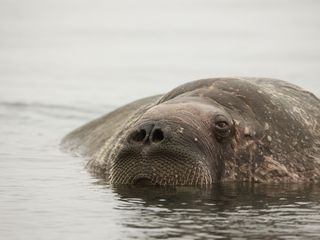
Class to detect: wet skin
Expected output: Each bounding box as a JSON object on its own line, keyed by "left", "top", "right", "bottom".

{"left": 62, "top": 78, "right": 320, "bottom": 185}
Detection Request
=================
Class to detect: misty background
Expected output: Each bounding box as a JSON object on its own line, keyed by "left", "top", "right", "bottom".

{"left": 1, "top": 0, "right": 319, "bottom": 110}
{"left": 1, "top": 1, "right": 320, "bottom": 240}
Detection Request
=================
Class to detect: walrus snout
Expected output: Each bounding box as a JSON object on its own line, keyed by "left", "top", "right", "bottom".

{"left": 63, "top": 78, "right": 320, "bottom": 185}
{"left": 128, "top": 122, "right": 166, "bottom": 145}
{"left": 107, "top": 115, "right": 215, "bottom": 186}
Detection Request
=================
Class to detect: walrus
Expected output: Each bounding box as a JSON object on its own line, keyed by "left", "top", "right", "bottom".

{"left": 62, "top": 78, "right": 320, "bottom": 186}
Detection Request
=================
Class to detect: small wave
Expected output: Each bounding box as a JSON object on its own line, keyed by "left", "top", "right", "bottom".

{"left": 0, "top": 101, "right": 117, "bottom": 121}
{"left": 0, "top": 101, "right": 115, "bottom": 114}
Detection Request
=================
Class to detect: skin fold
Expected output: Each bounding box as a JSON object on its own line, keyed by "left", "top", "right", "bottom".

{"left": 62, "top": 78, "right": 320, "bottom": 186}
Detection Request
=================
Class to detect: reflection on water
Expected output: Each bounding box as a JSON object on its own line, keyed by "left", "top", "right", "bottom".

{"left": 1, "top": 0, "right": 320, "bottom": 239}
{"left": 110, "top": 183, "right": 320, "bottom": 239}
{"left": 2, "top": 99, "right": 320, "bottom": 240}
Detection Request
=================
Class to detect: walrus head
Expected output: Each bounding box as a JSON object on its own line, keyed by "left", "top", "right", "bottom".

{"left": 109, "top": 95, "right": 236, "bottom": 186}
{"left": 64, "top": 78, "right": 320, "bottom": 186}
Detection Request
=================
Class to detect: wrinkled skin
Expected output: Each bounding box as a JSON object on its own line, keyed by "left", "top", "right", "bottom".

{"left": 108, "top": 99, "right": 233, "bottom": 185}
{"left": 62, "top": 78, "right": 320, "bottom": 186}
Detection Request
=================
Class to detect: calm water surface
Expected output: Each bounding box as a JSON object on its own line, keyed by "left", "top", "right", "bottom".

{"left": 1, "top": 0, "right": 320, "bottom": 239}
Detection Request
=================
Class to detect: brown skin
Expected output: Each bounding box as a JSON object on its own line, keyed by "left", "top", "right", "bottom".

{"left": 109, "top": 99, "right": 233, "bottom": 185}
{"left": 62, "top": 78, "right": 320, "bottom": 185}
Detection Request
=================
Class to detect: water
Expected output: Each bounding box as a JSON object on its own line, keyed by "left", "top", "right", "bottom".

{"left": 1, "top": 0, "right": 320, "bottom": 239}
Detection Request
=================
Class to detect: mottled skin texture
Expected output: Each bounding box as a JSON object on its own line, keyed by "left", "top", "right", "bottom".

{"left": 62, "top": 78, "right": 320, "bottom": 185}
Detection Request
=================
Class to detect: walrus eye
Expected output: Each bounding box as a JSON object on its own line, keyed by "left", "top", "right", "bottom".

{"left": 213, "top": 115, "right": 231, "bottom": 140}
{"left": 216, "top": 121, "right": 228, "bottom": 129}
{"left": 214, "top": 115, "right": 229, "bottom": 129}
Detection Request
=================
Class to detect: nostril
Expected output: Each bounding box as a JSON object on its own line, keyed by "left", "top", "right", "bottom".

{"left": 131, "top": 129, "right": 147, "bottom": 142}
{"left": 151, "top": 128, "right": 164, "bottom": 143}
